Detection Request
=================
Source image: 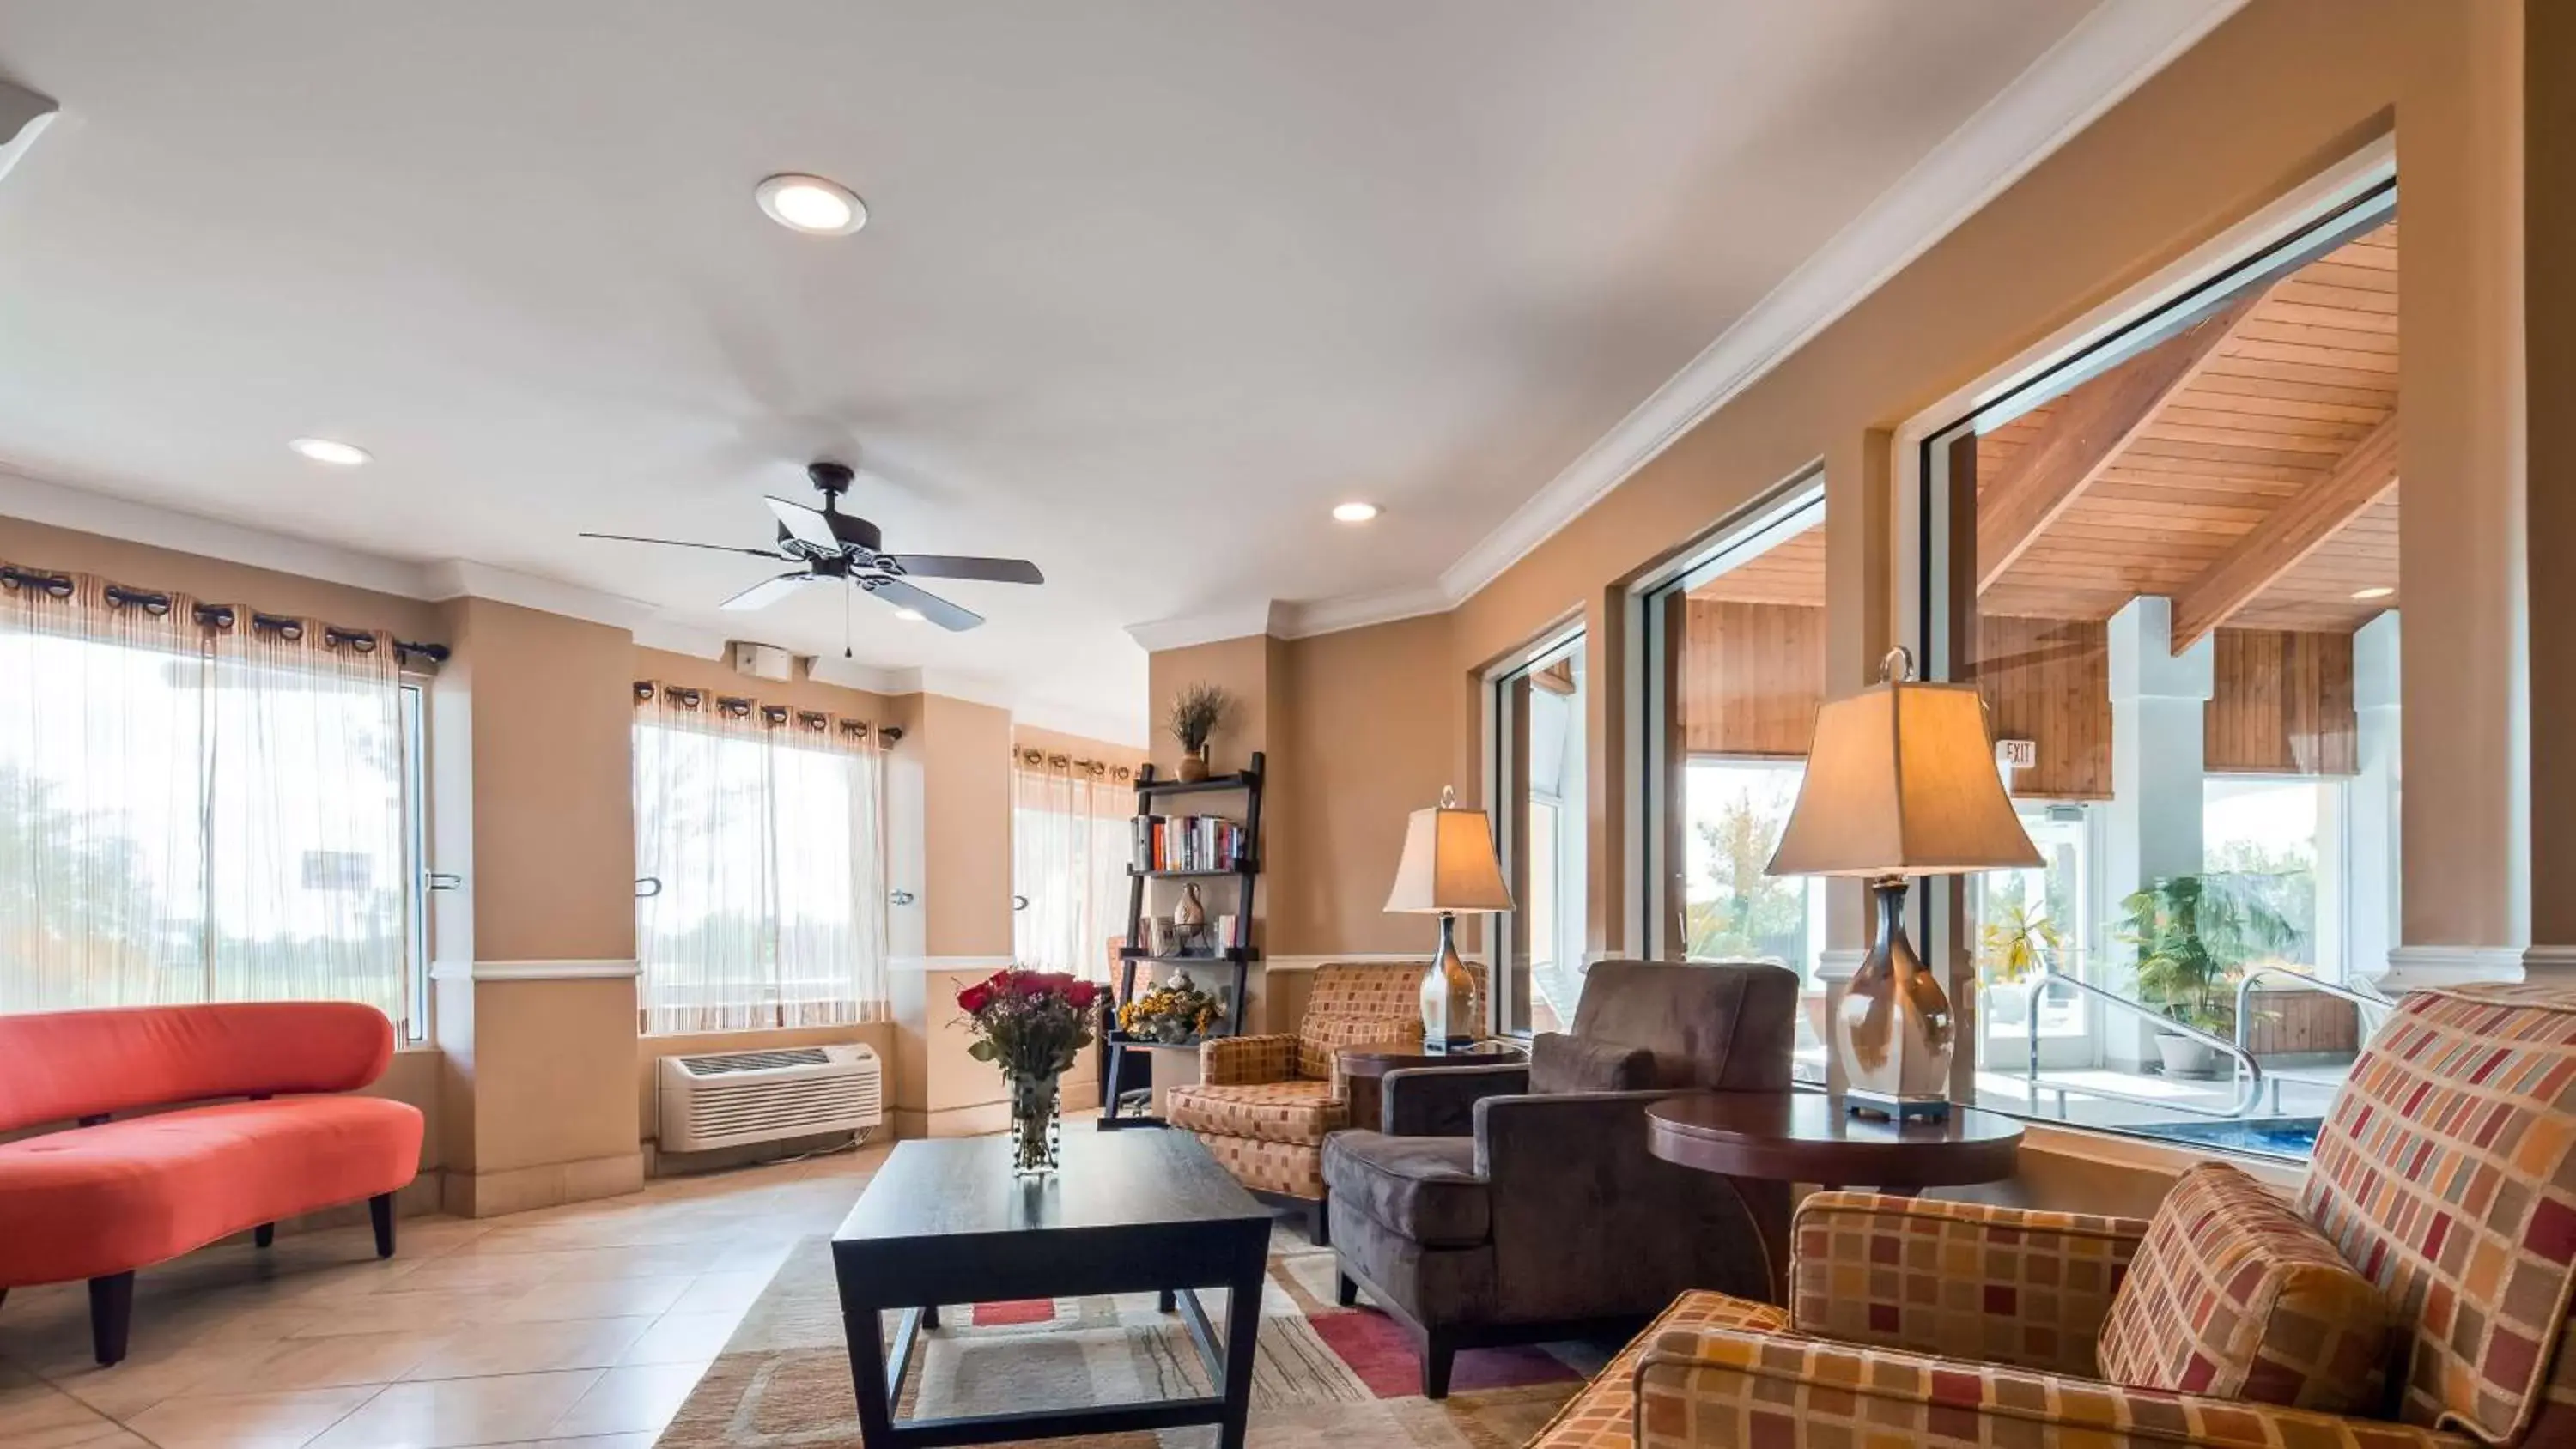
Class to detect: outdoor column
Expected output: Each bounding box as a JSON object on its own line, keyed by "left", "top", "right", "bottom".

{"left": 2103, "top": 596, "right": 2212, "bottom": 1069}
{"left": 2348, "top": 612, "right": 2402, "bottom": 992}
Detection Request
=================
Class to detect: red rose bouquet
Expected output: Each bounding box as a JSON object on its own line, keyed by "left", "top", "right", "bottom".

{"left": 957, "top": 969, "right": 1103, "bottom": 1177}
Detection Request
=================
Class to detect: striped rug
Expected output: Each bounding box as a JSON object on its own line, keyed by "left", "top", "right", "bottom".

{"left": 658, "top": 1228, "right": 1607, "bottom": 1447}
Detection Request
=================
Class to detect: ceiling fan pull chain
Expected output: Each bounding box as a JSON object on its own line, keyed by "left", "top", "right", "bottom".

{"left": 844, "top": 578, "right": 854, "bottom": 658}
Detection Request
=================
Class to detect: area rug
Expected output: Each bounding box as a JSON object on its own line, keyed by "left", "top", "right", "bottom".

{"left": 659, "top": 1228, "right": 1610, "bottom": 1446}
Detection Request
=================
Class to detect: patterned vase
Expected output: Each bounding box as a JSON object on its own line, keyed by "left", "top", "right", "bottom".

{"left": 1006, "top": 1068, "right": 1063, "bottom": 1179}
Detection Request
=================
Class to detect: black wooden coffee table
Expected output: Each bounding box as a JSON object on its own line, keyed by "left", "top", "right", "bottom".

{"left": 831, "top": 1128, "right": 1273, "bottom": 1447}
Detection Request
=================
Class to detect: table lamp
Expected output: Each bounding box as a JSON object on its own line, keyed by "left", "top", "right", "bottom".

{"left": 1385, "top": 785, "right": 1512, "bottom": 1052}
{"left": 1767, "top": 647, "right": 2039, "bottom": 1120}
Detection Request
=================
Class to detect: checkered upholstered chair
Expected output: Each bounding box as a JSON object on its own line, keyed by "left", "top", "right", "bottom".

{"left": 1165, "top": 961, "right": 1477, "bottom": 1241}
{"left": 1528, "top": 983, "right": 2576, "bottom": 1449}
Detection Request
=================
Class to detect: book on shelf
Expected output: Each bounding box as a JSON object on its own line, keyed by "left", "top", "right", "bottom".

{"left": 1131, "top": 813, "right": 1250, "bottom": 873}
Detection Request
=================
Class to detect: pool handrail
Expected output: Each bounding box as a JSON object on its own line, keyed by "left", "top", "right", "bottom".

{"left": 2020, "top": 961, "right": 2266, "bottom": 1119}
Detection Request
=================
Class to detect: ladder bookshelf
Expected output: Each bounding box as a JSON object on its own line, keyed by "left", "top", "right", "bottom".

{"left": 1098, "top": 749, "right": 1264, "bottom": 1128}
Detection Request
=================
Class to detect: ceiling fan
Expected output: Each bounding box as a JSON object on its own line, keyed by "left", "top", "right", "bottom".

{"left": 579, "top": 461, "right": 1043, "bottom": 632}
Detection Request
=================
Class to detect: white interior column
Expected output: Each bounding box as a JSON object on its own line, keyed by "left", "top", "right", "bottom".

{"left": 2347, "top": 611, "right": 2402, "bottom": 992}
{"left": 2103, "top": 597, "right": 2212, "bottom": 1068}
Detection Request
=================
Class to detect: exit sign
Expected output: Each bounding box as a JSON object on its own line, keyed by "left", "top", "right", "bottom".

{"left": 1996, "top": 738, "right": 2038, "bottom": 771}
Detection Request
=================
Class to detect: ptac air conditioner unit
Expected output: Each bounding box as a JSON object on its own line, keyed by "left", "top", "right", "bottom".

{"left": 658, "top": 1044, "right": 882, "bottom": 1154}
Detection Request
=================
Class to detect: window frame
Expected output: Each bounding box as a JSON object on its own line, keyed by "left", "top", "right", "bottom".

{"left": 1487, "top": 625, "right": 1584, "bottom": 1038}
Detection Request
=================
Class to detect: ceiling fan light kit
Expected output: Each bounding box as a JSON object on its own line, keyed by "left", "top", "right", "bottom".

{"left": 578, "top": 460, "right": 1045, "bottom": 634}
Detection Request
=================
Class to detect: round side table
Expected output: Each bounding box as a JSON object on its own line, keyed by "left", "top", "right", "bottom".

{"left": 1645, "top": 1092, "right": 2023, "bottom": 1301}
{"left": 1334, "top": 1040, "right": 1526, "bottom": 1133}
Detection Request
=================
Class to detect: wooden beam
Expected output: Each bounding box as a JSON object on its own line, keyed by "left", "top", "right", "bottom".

{"left": 1976, "top": 289, "right": 2269, "bottom": 592}
{"left": 2167, "top": 413, "right": 2400, "bottom": 652}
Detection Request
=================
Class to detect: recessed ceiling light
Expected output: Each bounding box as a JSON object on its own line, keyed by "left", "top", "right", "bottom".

{"left": 892, "top": 607, "right": 925, "bottom": 622}
{"left": 756, "top": 173, "right": 866, "bottom": 236}
{"left": 2352, "top": 585, "right": 2395, "bottom": 601}
{"left": 289, "top": 437, "right": 371, "bottom": 466}
{"left": 1332, "top": 502, "right": 1381, "bottom": 524}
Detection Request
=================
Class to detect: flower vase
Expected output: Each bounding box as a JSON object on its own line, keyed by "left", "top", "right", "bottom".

{"left": 1006, "top": 1069, "right": 1064, "bottom": 1179}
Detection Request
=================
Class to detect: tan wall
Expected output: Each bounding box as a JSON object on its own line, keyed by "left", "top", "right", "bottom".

{"left": 1182, "top": 0, "right": 2529, "bottom": 981}
{"left": 1271, "top": 614, "right": 1455, "bottom": 957}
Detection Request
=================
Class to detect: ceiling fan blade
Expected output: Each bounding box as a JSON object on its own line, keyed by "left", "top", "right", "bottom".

{"left": 579, "top": 532, "right": 788, "bottom": 560}
{"left": 765, "top": 496, "right": 843, "bottom": 554}
{"left": 877, "top": 554, "right": 1046, "bottom": 585}
{"left": 866, "top": 576, "right": 983, "bottom": 632}
{"left": 720, "top": 572, "right": 817, "bottom": 612}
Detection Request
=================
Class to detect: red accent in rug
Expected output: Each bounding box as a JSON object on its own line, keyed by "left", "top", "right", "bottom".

{"left": 972, "top": 1299, "right": 1058, "bottom": 1326}
{"left": 1308, "top": 1308, "right": 1581, "bottom": 1398}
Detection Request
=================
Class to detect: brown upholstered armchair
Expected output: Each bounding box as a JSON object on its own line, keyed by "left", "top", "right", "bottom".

{"left": 1165, "top": 961, "right": 1480, "bottom": 1240}
{"left": 1528, "top": 983, "right": 2576, "bottom": 1448}
{"left": 1319, "top": 959, "right": 1798, "bottom": 1397}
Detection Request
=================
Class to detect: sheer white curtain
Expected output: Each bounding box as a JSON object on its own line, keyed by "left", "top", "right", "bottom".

{"left": 634, "top": 688, "right": 889, "bottom": 1034}
{"left": 0, "top": 570, "right": 411, "bottom": 1024}
{"left": 1012, "top": 752, "right": 1130, "bottom": 980}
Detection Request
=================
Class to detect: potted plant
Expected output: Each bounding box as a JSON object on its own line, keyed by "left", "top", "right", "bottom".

{"left": 1166, "top": 683, "right": 1230, "bottom": 783}
{"left": 2117, "top": 874, "right": 2294, "bottom": 1078}
{"left": 1976, "top": 897, "right": 2061, "bottom": 1031}
{"left": 957, "top": 969, "right": 1103, "bottom": 1179}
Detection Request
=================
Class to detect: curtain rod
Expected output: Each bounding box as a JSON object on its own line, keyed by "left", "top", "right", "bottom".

{"left": 1014, "top": 746, "right": 1135, "bottom": 783}
{"left": 1, "top": 564, "right": 451, "bottom": 666}
{"left": 635, "top": 680, "right": 902, "bottom": 744}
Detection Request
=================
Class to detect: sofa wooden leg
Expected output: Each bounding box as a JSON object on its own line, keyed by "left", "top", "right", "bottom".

{"left": 368, "top": 1193, "right": 396, "bottom": 1258}
{"left": 254, "top": 1223, "right": 275, "bottom": 1249}
{"left": 1334, "top": 1272, "right": 1358, "bottom": 1307}
{"left": 1308, "top": 1197, "right": 1329, "bottom": 1247}
{"left": 1157, "top": 1288, "right": 1177, "bottom": 1313}
{"left": 1420, "top": 1329, "right": 1455, "bottom": 1400}
{"left": 88, "top": 1272, "right": 133, "bottom": 1367}
{"left": 921, "top": 1304, "right": 940, "bottom": 1329}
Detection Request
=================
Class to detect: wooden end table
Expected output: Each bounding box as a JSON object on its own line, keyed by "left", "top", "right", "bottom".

{"left": 1645, "top": 1092, "right": 2023, "bottom": 1301}
{"left": 831, "top": 1130, "right": 1271, "bottom": 1447}
{"left": 1334, "top": 1039, "right": 1528, "bottom": 1132}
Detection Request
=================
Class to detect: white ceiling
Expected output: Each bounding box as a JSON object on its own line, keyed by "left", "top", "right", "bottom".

{"left": 0, "top": 1, "right": 2130, "bottom": 743}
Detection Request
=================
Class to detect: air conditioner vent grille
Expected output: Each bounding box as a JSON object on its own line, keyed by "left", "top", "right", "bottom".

{"left": 658, "top": 1044, "right": 882, "bottom": 1154}
{"left": 677, "top": 1048, "right": 832, "bottom": 1076}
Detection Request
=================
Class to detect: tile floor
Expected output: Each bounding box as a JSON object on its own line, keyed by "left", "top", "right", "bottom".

{"left": 0, "top": 1140, "right": 892, "bottom": 1449}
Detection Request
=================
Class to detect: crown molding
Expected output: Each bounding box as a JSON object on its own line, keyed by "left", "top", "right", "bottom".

{"left": 808, "top": 655, "right": 908, "bottom": 696}
{"left": 0, "top": 77, "right": 58, "bottom": 187}
{"left": 1103, "top": 0, "right": 2245, "bottom": 656}
{"left": 1276, "top": 585, "right": 1452, "bottom": 641}
{"left": 1125, "top": 600, "right": 1285, "bottom": 654}
{"left": 422, "top": 559, "right": 660, "bottom": 633}
{"left": 0, "top": 464, "right": 441, "bottom": 598}
{"left": 1437, "top": 0, "right": 2244, "bottom": 607}
{"left": 629, "top": 619, "right": 732, "bottom": 660}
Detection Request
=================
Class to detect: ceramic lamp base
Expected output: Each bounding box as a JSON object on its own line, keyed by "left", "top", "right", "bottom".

{"left": 1419, "top": 912, "right": 1479, "bottom": 1053}
{"left": 1832, "top": 876, "right": 1955, "bottom": 1121}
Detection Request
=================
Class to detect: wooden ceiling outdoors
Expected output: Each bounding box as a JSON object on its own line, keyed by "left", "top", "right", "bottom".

{"left": 1690, "top": 221, "right": 2398, "bottom": 641}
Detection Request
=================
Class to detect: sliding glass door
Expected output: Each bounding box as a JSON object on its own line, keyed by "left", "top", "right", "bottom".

{"left": 1491, "top": 633, "right": 1585, "bottom": 1034}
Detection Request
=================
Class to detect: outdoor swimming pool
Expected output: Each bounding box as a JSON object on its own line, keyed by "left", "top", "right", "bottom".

{"left": 2123, "top": 1116, "right": 2322, "bottom": 1161}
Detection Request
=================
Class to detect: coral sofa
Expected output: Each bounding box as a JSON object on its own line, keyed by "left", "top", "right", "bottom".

{"left": 0, "top": 1003, "right": 423, "bottom": 1366}
{"left": 1528, "top": 983, "right": 2576, "bottom": 1448}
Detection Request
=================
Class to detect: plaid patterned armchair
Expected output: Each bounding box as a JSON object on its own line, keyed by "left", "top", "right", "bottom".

{"left": 1166, "top": 961, "right": 1478, "bottom": 1240}
{"left": 1530, "top": 984, "right": 2576, "bottom": 1448}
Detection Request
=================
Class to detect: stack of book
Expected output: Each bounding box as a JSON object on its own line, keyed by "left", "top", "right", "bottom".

{"left": 1133, "top": 814, "right": 1250, "bottom": 872}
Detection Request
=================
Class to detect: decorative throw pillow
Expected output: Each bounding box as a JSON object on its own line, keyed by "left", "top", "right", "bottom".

{"left": 1528, "top": 1032, "right": 1656, "bottom": 1094}
{"left": 2097, "top": 1161, "right": 2397, "bottom": 1414}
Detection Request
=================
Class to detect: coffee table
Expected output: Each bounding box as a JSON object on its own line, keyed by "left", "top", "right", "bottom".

{"left": 830, "top": 1128, "right": 1273, "bottom": 1447}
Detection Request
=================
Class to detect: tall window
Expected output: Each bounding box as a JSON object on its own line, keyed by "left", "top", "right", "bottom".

{"left": 632, "top": 685, "right": 890, "bottom": 1034}
{"left": 0, "top": 569, "right": 422, "bottom": 1034}
{"left": 1927, "top": 183, "right": 2400, "bottom": 1156}
{"left": 1492, "top": 634, "right": 1586, "bottom": 1034}
{"left": 1012, "top": 749, "right": 1131, "bottom": 979}
{"left": 1640, "top": 485, "right": 1829, "bottom": 1078}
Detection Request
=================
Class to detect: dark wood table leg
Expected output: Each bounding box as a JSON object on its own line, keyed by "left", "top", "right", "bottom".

{"left": 841, "top": 1300, "right": 896, "bottom": 1446}
{"left": 1217, "top": 1260, "right": 1265, "bottom": 1449}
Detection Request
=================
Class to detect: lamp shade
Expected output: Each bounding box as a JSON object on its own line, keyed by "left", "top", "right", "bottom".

{"left": 1766, "top": 675, "right": 2041, "bottom": 879}
{"left": 1384, "top": 791, "right": 1513, "bottom": 913}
